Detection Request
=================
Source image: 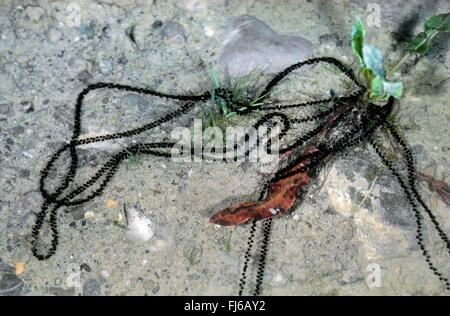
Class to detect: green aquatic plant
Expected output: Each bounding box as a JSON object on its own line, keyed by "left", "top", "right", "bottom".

{"left": 118, "top": 142, "right": 142, "bottom": 165}
{"left": 351, "top": 13, "right": 449, "bottom": 102}
{"left": 197, "top": 64, "right": 270, "bottom": 132}
{"left": 223, "top": 229, "right": 231, "bottom": 251}
{"left": 185, "top": 245, "right": 203, "bottom": 267}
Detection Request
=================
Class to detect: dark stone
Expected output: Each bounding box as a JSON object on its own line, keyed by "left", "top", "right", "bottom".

{"left": 77, "top": 70, "right": 93, "bottom": 82}
{"left": 152, "top": 20, "right": 163, "bottom": 29}
{"left": 0, "top": 274, "right": 24, "bottom": 296}
{"left": 19, "top": 168, "right": 30, "bottom": 178}
{"left": 118, "top": 55, "right": 128, "bottom": 65}
{"left": 152, "top": 284, "right": 160, "bottom": 294}
{"left": 80, "top": 263, "right": 91, "bottom": 272}
{"left": 21, "top": 101, "right": 34, "bottom": 113}
{"left": 82, "top": 278, "right": 101, "bottom": 296}
{"left": 68, "top": 206, "right": 85, "bottom": 221}
{"left": 12, "top": 125, "right": 25, "bottom": 134}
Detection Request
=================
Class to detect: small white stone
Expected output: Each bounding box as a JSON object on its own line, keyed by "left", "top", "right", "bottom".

{"left": 84, "top": 211, "right": 95, "bottom": 219}
{"left": 22, "top": 151, "right": 33, "bottom": 159}
{"left": 126, "top": 207, "right": 154, "bottom": 242}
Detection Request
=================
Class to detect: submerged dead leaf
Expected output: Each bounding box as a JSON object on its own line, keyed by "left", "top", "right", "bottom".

{"left": 106, "top": 199, "right": 118, "bottom": 207}
{"left": 15, "top": 262, "right": 25, "bottom": 275}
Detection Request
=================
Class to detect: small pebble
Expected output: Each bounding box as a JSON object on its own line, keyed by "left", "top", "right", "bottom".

{"left": 101, "top": 270, "right": 110, "bottom": 278}
{"left": 152, "top": 284, "right": 160, "bottom": 294}
{"left": 0, "top": 104, "right": 11, "bottom": 114}
{"left": 77, "top": 70, "right": 93, "bottom": 82}
{"left": 152, "top": 20, "right": 163, "bottom": 29}
{"left": 143, "top": 280, "right": 155, "bottom": 291}
{"left": 82, "top": 278, "right": 101, "bottom": 296}
{"left": 80, "top": 263, "right": 91, "bottom": 272}
{"left": 22, "top": 151, "right": 33, "bottom": 159}
{"left": 21, "top": 101, "right": 34, "bottom": 113}
{"left": 98, "top": 59, "right": 112, "bottom": 75}
{"left": 84, "top": 211, "right": 94, "bottom": 219}
{"left": 160, "top": 22, "right": 186, "bottom": 45}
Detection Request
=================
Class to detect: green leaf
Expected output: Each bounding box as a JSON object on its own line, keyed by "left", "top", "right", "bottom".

{"left": 407, "top": 32, "right": 429, "bottom": 54}
{"left": 210, "top": 63, "right": 220, "bottom": 88}
{"left": 383, "top": 80, "right": 403, "bottom": 99}
{"left": 351, "top": 16, "right": 365, "bottom": 66}
{"left": 369, "top": 76, "right": 403, "bottom": 100}
{"left": 363, "top": 44, "right": 386, "bottom": 78}
{"left": 424, "top": 13, "right": 450, "bottom": 32}
{"left": 369, "top": 76, "right": 384, "bottom": 98}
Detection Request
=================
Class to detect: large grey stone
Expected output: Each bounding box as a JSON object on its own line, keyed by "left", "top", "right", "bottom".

{"left": 0, "top": 274, "right": 24, "bottom": 296}
{"left": 82, "top": 278, "right": 101, "bottom": 296}
{"left": 220, "top": 15, "right": 312, "bottom": 78}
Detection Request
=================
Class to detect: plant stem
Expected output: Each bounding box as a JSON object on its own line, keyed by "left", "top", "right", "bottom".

{"left": 386, "top": 52, "right": 411, "bottom": 80}
{"left": 386, "top": 29, "right": 441, "bottom": 80}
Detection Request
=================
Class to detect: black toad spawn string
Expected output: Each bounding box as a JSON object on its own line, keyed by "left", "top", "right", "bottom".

{"left": 31, "top": 57, "right": 450, "bottom": 294}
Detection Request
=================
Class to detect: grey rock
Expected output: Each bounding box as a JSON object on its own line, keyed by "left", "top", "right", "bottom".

{"left": 152, "top": 284, "right": 160, "bottom": 294}
{"left": 0, "top": 263, "right": 15, "bottom": 274}
{"left": 12, "top": 125, "right": 25, "bottom": 134}
{"left": 160, "top": 22, "right": 186, "bottom": 45}
{"left": 82, "top": 278, "right": 101, "bottom": 296}
{"left": 53, "top": 105, "right": 75, "bottom": 128}
{"left": 411, "top": 144, "right": 426, "bottom": 161}
{"left": 120, "top": 93, "right": 150, "bottom": 112}
{"left": 0, "top": 274, "right": 24, "bottom": 296}
{"left": 77, "top": 23, "right": 95, "bottom": 39}
{"left": 0, "top": 104, "right": 11, "bottom": 115}
{"left": 77, "top": 70, "right": 93, "bottom": 82}
{"left": 379, "top": 191, "right": 414, "bottom": 228}
{"left": 49, "top": 287, "right": 75, "bottom": 296}
{"left": 68, "top": 55, "right": 86, "bottom": 70}
{"left": 220, "top": 15, "right": 312, "bottom": 78}
{"left": 319, "top": 33, "right": 342, "bottom": 46}
{"left": 68, "top": 206, "right": 85, "bottom": 221}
